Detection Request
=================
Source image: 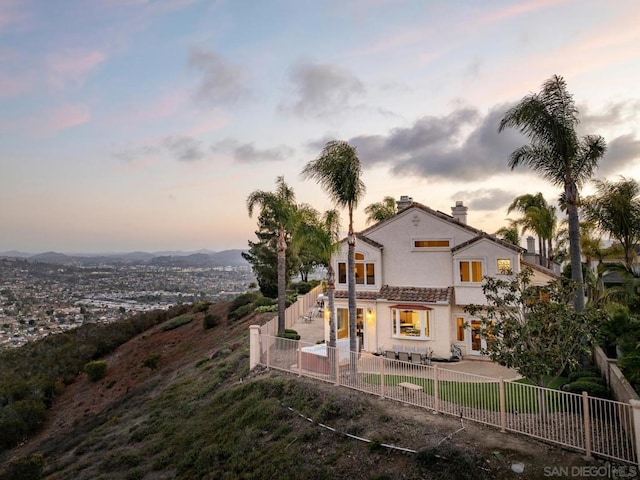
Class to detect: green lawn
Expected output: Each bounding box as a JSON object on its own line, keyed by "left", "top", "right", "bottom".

{"left": 362, "top": 374, "right": 571, "bottom": 413}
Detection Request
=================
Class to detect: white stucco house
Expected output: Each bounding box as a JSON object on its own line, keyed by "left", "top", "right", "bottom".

{"left": 327, "top": 196, "right": 558, "bottom": 360}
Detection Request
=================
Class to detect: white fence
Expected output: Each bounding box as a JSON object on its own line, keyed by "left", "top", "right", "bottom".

{"left": 249, "top": 330, "right": 640, "bottom": 465}
{"left": 258, "top": 285, "right": 324, "bottom": 337}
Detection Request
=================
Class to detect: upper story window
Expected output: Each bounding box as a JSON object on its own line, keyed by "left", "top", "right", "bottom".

{"left": 459, "top": 260, "right": 483, "bottom": 283}
{"left": 391, "top": 307, "right": 432, "bottom": 340}
{"left": 413, "top": 239, "right": 450, "bottom": 250}
{"left": 338, "top": 252, "right": 376, "bottom": 285}
{"left": 497, "top": 258, "right": 512, "bottom": 274}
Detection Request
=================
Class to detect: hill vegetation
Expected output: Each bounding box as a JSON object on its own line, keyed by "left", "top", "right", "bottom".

{"left": 0, "top": 297, "right": 601, "bottom": 479}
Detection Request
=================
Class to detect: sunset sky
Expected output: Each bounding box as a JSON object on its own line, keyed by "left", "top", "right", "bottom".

{"left": 1, "top": 0, "right": 640, "bottom": 254}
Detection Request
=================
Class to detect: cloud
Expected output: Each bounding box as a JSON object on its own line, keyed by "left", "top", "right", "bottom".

{"left": 112, "top": 144, "right": 161, "bottom": 164}
{"left": 164, "top": 135, "right": 205, "bottom": 162}
{"left": 451, "top": 188, "right": 518, "bottom": 212}
{"left": 478, "top": 0, "right": 566, "bottom": 24}
{"left": 46, "top": 50, "right": 106, "bottom": 89}
{"left": 0, "top": 0, "right": 29, "bottom": 34}
{"left": 211, "top": 138, "right": 294, "bottom": 164}
{"left": 187, "top": 47, "right": 251, "bottom": 107}
{"left": 579, "top": 100, "right": 640, "bottom": 133}
{"left": 598, "top": 134, "right": 640, "bottom": 175}
{"left": 347, "top": 105, "right": 525, "bottom": 181}
{"left": 280, "top": 59, "right": 364, "bottom": 117}
{"left": 578, "top": 102, "right": 640, "bottom": 175}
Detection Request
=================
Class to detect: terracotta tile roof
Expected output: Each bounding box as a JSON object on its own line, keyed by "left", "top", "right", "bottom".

{"left": 334, "top": 286, "right": 452, "bottom": 304}
{"left": 334, "top": 290, "right": 380, "bottom": 300}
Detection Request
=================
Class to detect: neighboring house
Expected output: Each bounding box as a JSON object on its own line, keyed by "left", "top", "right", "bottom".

{"left": 328, "top": 196, "right": 558, "bottom": 359}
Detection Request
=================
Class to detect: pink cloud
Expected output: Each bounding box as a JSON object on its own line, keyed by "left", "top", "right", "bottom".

{"left": 43, "top": 104, "right": 91, "bottom": 135}
{"left": 127, "top": 91, "right": 187, "bottom": 122}
{"left": 0, "top": 72, "right": 32, "bottom": 97}
{"left": 0, "top": 103, "right": 91, "bottom": 136}
{"left": 478, "top": 0, "right": 568, "bottom": 24}
{"left": 188, "top": 115, "right": 228, "bottom": 136}
{"left": 46, "top": 50, "right": 106, "bottom": 89}
{"left": 0, "top": 0, "right": 30, "bottom": 34}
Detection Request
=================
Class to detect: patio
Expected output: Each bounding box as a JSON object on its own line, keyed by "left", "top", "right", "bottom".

{"left": 290, "top": 312, "right": 521, "bottom": 381}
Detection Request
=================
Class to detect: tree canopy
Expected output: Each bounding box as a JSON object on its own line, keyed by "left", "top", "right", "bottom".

{"left": 499, "top": 75, "right": 607, "bottom": 310}
{"left": 464, "top": 269, "right": 603, "bottom": 387}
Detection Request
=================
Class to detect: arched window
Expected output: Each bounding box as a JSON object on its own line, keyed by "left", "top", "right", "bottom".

{"left": 338, "top": 252, "right": 376, "bottom": 285}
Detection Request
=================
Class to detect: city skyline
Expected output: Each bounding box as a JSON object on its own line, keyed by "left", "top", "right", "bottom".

{"left": 2, "top": 0, "right": 640, "bottom": 253}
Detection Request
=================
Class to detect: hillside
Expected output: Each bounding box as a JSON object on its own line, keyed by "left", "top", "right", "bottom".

{"left": 1, "top": 303, "right": 602, "bottom": 479}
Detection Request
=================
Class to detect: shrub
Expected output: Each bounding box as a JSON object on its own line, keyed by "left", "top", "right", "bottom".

{"left": 277, "top": 329, "right": 300, "bottom": 340}
{"left": 11, "top": 399, "right": 46, "bottom": 431}
{"left": 0, "top": 453, "right": 44, "bottom": 480}
{"left": 203, "top": 313, "right": 219, "bottom": 329}
{"left": 254, "top": 305, "right": 277, "bottom": 313}
{"left": 254, "top": 296, "right": 276, "bottom": 307}
{"left": 567, "top": 370, "right": 600, "bottom": 383}
{"left": 84, "top": 360, "right": 108, "bottom": 382}
{"left": 160, "top": 315, "right": 193, "bottom": 331}
{"left": 618, "top": 351, "right": 640, "bottom": 387}
{"left": 0, "top": 405, "right": 28, "bottom": 450}
{"left": 227, "top": 304, "right": 254, "bottom": 322}
{"left": 294, "top": 282, "right": 312, "bottom": 294}
{"left": 143, "top": 353, "right": 160, "bottom": 370}
{"left": 229, "top": 292, "right": 259, "bottom": 312}
{"left": 564, "top": 379, "right": 607, "bottom": 397}
{"left": 193, "top": 302, "right": 211, "bottom": 313}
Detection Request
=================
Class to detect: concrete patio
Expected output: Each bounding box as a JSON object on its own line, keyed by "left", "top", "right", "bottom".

{"left": 290, "top": 312, "right": 521, "bottom": 381}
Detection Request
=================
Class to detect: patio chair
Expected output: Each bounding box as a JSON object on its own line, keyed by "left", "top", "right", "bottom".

{"left": 385, "top": 350, "right": 397, "bottom": 360}
{"left": 409, "top": 350, "right": 422, "bottom": 364}
{"left": 398, "top": 351, "right": 411, "bottom": 362}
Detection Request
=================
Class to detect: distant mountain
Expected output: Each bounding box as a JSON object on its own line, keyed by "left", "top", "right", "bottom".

{"left": 28, "top": 252, "right": 76, "bottom": 265}
{"left": 0, "top": 249, "right": 248, "bottom": 267}
{"left": 211, "top": 249, "right": 247, "bottom": 266}
{"left": 0, "top": 250, "right": 33, "bottom": 258}
{"left": 149, "top": 250, "right": 248, "bottom": 267}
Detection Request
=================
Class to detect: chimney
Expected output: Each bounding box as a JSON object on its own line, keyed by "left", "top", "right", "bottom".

{"left": 396, "top": 195, "right": 413, "bottom": 212}
{"left": 451, "top": 201, "right": 468, "bottom": 224}
{"left": 526, "top": 236, "right": 536, "bottom": 254}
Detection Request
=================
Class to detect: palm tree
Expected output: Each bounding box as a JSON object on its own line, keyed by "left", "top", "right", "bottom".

{"left": 507, "top": 193, "right": 556, "bottom": 268}
{"left": 297, "top": 209, "right": 342, "bottom": 378}
{"left": 364, "top": 196, "right": 396, "bottom": 224}
{"left": 301, "top": 140, "right": 366, "bottom": 356}
{"left": 499, "top": 75, "right": 607, "bottom": 310}
{"left": 582, "top": 177, "right": 640, "bottom": 268}
{"left": 246, "top": 176, "right": 298, "bottom": 335}
{"left": 495, "top": 220, "right": 521, "bottom": 247}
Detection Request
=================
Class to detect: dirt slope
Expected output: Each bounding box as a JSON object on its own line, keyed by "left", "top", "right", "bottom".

{"left": 2, "top": 304, "right": 617, "bottom": 479}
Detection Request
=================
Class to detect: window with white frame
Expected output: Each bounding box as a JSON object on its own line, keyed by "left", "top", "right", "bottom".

{"left": 391, "top": 307, "right": 432, "bottom": 339}
{"left": 459, "top": 260, "right": 483, "bottom": 283}
{"left": 497, "top": 258, "right": 512, "bottom": 274}
{"left": 337, "top": 252, "right": 375, "bottom": 285}
{"left": 413, "top": 239, "right": 450, "bottom": 249}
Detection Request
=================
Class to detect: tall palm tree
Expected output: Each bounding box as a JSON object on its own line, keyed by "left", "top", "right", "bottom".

{"left": 364, "top": 196, "right": 396, "bottom": 224}
{"left": 499, "top": 75, "right": 607, "bottom": 311}
{"left": 246, "top": 176, "right": 298, "bottom": 335}
{"left": 301, "top": 140, "right": 366, "bottom": 355}
{"left": 297, "top": 209, "right": 342, "bottom": 379}
{"left": 507, "top": 193, "right": 556, "bottom": 268}
{"left": 582, "top": 177, "right": 640, "bottom": 268}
